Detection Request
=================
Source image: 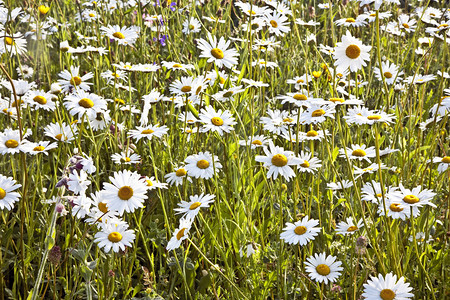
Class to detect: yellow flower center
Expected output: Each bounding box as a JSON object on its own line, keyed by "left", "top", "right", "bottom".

{"left": 390, "top": 203, "right": 403, "bottom": 212}
{"left": 189, "top": 24, "right": 195, "bottom": 30}
{"left": 146, "top": 180, "right": 153, "bottom": 186}
{"left": 271, "top": 154, "right": 288, "bottom": 167}
{"left": 345, "top": 44, "right": 361, "bottom": 59}
{"left": 38, "top": 5, "right": 50, "bottom": 15}
{"left": 316, "top": 264, "right": 331, "bottom": 276}
{"left": 297, "top": 79, "right": 304, "bottom": 83}
{"left": 197, "top": 159, "right": 210, "bottom": 169}
{"left": 441, "top": 156, "right": 450, "bottom": 163}
{"left": 346, "top": 18, "right": 356, "bottom": 23}
{"left": 367, "top": 115, "right": 381, "bottom": 120}
{"left": 293, "top": 94, "right": 307, "bottom": 101}
{"left": 33, "top": 146, "right": 45, "bottom": 151}
{"left": 33, "top": 95, "right": 47, "bottom": 105}
{"left": 70, "top": 76, "right": 82, "bottom": 86}
{"left": 55, "top": 134, "right": 63, "bottom": 141}
{"left": 376, "top": 193, "right": 382, "bottom": 198}
{"left": 211, "top": 117, "right": 224, "bottom": 126}
{"left": 98, "top": 202, "right": 108, "bottom": 213}
{"left": 219, "top": 77, "right": 226, "bottom": 84}
{"left": 189, "top": 202, "right": 202, "bottom": 210}
{"left": 270, "top": 20, "right": 278, "bottom": 28}
{"left": 300, "top": 160, "right": 310, "bottom": 168}
{"left": 352, "top": 149, "right": 366, "bottom": 157}
{"left": 306, "top": 130, "right": 318, "bottom": 137}
{"left": 89, "top": 13, "right": 96, "bottom": 17}
{"left": 384, "top": 72, "right": 393, "bottom": 79}
{"left": 438, "top": 24, "right": 449, "bottom": 29}
{"left": 402, "top": 23, "right": 410, "bottom": 29}
{"left": 347, "top": 226, "right": 358, "bottom": 232}
{"left": 380, "top": 289, "right": 396, "bottom": 300}
{"left": 181, "top": 86, "right": 191, "bottom": 93}
{"left": 5, "top": 37, "right": 13, "bottom": 45}
{"left": 124, "top": 157, "right": 131, "bottom": 162}
{"left": 118, "top": 186, "right": 133, "bottom": 200}
{"left": 0, "top": 188, "right": 6, "bottom": 199}
{"left": 252, "top": 140, "right": 262, "bottom": 145}
{"left": 403, "top": 195, "right": 419, "bottom": 204}
{"left": 211, "top": 48, "right": 224, "bottom": 59}
{"left": 175, "top": 168, "right": 187, "bottom": 177}
{"left": 311, "top": 109, "right": 325, "bottom": 117}
{"left": 283, "top": 118, "right": 293, "bottom": 123}
{"left": 113, "top": 32, "right": 125, "bottom": 39}
{"left": 176, "top": 228, "right": 186, "bottom": 240}
{"left": 294, "top": 226, "right": 307, "bottom": 235}
{"left": 370, "top": 13, "right": 376, "bottom": 17}
{"left": 78, "top": 98, "right": 94, "bottom": 108}
{"left": 5, "top": 139, "right": 18, "bottom": 148}
{"left": 172, "top": 63, "right": 182, "bottom": 68}
{"left": 141, "top": 129, "right": 154, "bottom": 134}
{"left": 108, "top": 232, "right": 123, "bottom": 243}
{"left": 329, "top": 97, "right": 345, "bottom": 103}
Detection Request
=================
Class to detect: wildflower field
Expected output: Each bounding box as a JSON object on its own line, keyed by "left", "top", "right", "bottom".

{"left": 0, "top": 0, "right": 449, "bottom": 299}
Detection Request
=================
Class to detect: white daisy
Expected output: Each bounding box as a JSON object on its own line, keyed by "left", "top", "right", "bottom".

{"left": 280, "top": 216, "right": 321, "bottom": 246}
{"left": 44, "top": 122, "right": 78, "bottom": 143}
{"left": 64, "top": 90, "right": 107, "bottom": 119}
{"left": 111, "top": 150, "right": 141, "bottom": 165}
{"left": 199, "top": 105, "right": 236, "bottom": 135}
{"left": 239, "top": 135, "right": 269, "bottom": 149}
{"left": 57, "top": 66, "right": 94, "bottom": 93}
{"left": 297, "top": 151, "right": 322, "bottom": 173}
{"left": 128, "top": 125, "right": 169, "bottom": 142}
{"left": 197, "top": 33, "right": 239, "bottom": 69}
{"left": 304, "top": 253, "right": 343, "bottom": 284}
{"left": 174, "top": 193, "right": 215, "bottom": 221}
{"left": 184, "top": 152, "right": 222, "bottom": 180}
{"left": 94, "top": 221, "right": 136, "bottom": 253}
{"left": 333, "top": 31, "right": 371, "bottom": 72}
{"left": 166, "top": 218, "right": 193, "bottom": 251}
{"left": 165, "top": 166, "right": 192, "bottom": 186}
{"left": 335, "top": 217, "right": 364, "bottom": 235}
{"left": 100, "top": 24, "right": 139, "bottom": 45}
{"left": 362, "top": 273, "right": 413, "bottom": 300}
{"left": 0, "top": 174, "right": 22, "bottom": 211}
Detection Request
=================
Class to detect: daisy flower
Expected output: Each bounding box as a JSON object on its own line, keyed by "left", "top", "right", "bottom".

{"left": 184, "top": 151, "right": 222, "bottom": 180}
{"left": 182, "top": 17, "right": 201, "bottom": 34}
{"left": 264, "top": 11, "right": 291, "bottom": 37}
{"left": 430, "top": 155, "right": 450, "bottom": 173}
{"left": 23, "top": 89, "right": 56, "bottom": 111}
{"left": 280, "top": 216, "right": 321, "bottom": 246}
{"left": 304, "top": 253, "right": 343, "bottom": 284}
{"left": 260, "top": 109, "right": 291, "bottom": 136}
{"left": 0, "top": 129, "right": 30, "bottom": 155}
{"left": 0, "top": 174, "right": 21, "bottom": 211}
{"left": 100, "top": 24, "right": 139, "bottom": 45}
{"left": 44, "top": 122, "right": 78, "bottom": 143}
{"left": 161, "top": 61, "right": 194, "bottom": 72}
{"left": 102, "top": 170, "right": 149, "bottom": 215}
{"left": 212, "top": 86, "right": 245, "bottom": 101}
{"left": 374, "top": 61, "right": 404, "bottom": 85}
{"left": 199, "top": 105, "right": 236, "bottom": 135}
{"left": 297, "top": 151, "right": 322, "bottom": 173}
{"left": 362, "top": 273, "right": 413, "bottom": 300}
{"left": 57, "top": 66, "right": 94, "bottom": 93}
{"left": 71, "top": 194, "right": 93, "bottom": 219}
{"left": 286, "top": 74, "right": 311, "bottom": 89}
{"left": 170, "top": 76, "right": 196, "bottom": 96}
{"left": 197, "top": 33, "right": 239, "bottom": 69}
{"left": 299, "top": 129, "right": 330, "bottom": 141}
{"left": 255, "top": 141, "right": 302, "bottom": 181}
{"left": 111, "top": 150, "right": 141, "bottom": 165}
{"left": 165, "top": 166, "right": 192, "bottom": 186}
{"left": 166, "top": 218, "right": 193, "bottom": 251}
{"left": 128, "top": 125, "right": 169, "bottom": 142}
{"left": 389, "top": 184, "right": 436, "bottom": 213}
{"left": 300, "top": 105, "right": 336, "bottom": 124}
{"left": 333, "top": 31, "right": 371, "bottom": 72}
{"left": 64, "top": 90, "right": 107, "bottom": 119}
{"left": 398, "top": 14, "right": 416, "bottom": 32}
{"left": 174, "top": 193, "right": 215, "bottom": 221}
{"left": 239, "top": 135, "right": 269, "bottom": 149}
{"left": 235, "top": 2, "right": 268, "bottom": 16}
{"left": 89, "top": 111, "right": 111, "bottom": 131}
{"left": 354, "top": 163, "right": 386, "bottom": 179}
{"left": 85, "top": 191, "right": 120, "bottom": 227}
{"left": 327, "top": 180, "right": 354, "bottom": 190}
{"left": 142, "top": 176, "right": 168, "bottom": 191}
{"left": 335, "top": 217, "right": 364, "bottom": 235}
{"left": 23, "top": 141, "right": 57, "bottom": 155}
{"left": 94, "top": 222, "right": 136, "bottom": 253}
{"left": 361, "top": 180, "right": 397, "bottom": 204}
{"left": 335, "top": 16, "right": 367, "bottom": 27}
{"left": 0, "top": 34, "right": 27, "bottom": 56}
{"left": 340, "top": 144, "right": 377, "bottom": 162}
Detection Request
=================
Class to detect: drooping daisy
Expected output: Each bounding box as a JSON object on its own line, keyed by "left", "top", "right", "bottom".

{"left": 304, "top": 253, "right": 343, "bottom": 284}
{"left": 166, "top": 218, "right": 193, "bottom": 251}
{"left": 165, "top": 166, "right": 192, "bottom": 186}
{"left": 0, "top": 128, "right": 30, "bottom": 155}
{"left": 184, "top": 151, "right": 222, "bottom": 179}
{"left": 111, "top": 150, "right": 141, "bottom": 165}
{"left": 102, "top": 170, "right": 149, "bottom": 215}
{"left": 94, "top": 221, "right": 136, "bottom": 253}
{"left": 57, "top": 66, "right": 94, "bottom": 93}
{"left": 362, "top": 273, "right": 413, "bottom": 300}
{"left": 0, "top": 174, "right": 21, "bottom": 210}
{"left": 197, "top": 33, "right": 239, "bottom": 69}
{"left": 255, "top": 141, "right": 302, "bottom": 181}
{"left": 199, "top": 105, "right": 236, "bottom": 135}
{"left": 280, "top": 216, "right": 321, "bottom": 246}
{"left": 174, "top": 193, "right": 215, "bottom": 221}
{"left": 340, "top": 144, "right": 377, "bottom": 162}
{"left": 297, "top": 151, "right": 322, "bottom": 173}
{"left": 128, "top": 125, "right": 169, "bottom": 142}
{"left": 239, "top": 135, "right": 269, "bottom": 149}
{"left": 333, "top": 31, "right": 371, "bottom": 72}
{"left": 335, "top": 217, "right": 364, "bottom": 235}
{"left": 64, "top": 90, "right": 107, "bottom": 119}
{"left": 100, "top": 24, "right": 139, "bottom": 45}
{"left": 89, "top": 110, "right": 112, "bottom": 131}
{"left": 335, "top": 16, "right": 367, "bottom": 27}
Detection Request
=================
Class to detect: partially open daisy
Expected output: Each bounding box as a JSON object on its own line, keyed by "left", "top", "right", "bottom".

{"left": 184, "top": 151, "right": 222, "bottom": 179}
{"left": 166, "top": 218, "right": 193, "bottom": 251}
{"left": 64, "top": 90, "right": 107, "bottom": 119}
{"left": 197, "top": 33, "right": 239, "bottom": 69}
{"left": 128, "top": 125, "right": 169, "bottom": 142}
{"left": 362, "top": 273, "right": 413, "bottom": 300}
{"left": 165, "top": 166, "right": 192, "bottom": 186}
{"left": 94, "top": 221, "right": 136, "bottom": 253}
{"left": 199, "top": 105, "right": 236, "bottom": 135}
{"left": 100, "top": 24, "right": 139, "bottom": 45}
{"left": 333, "top": 31, "right": 371, "bottom": 72}
{"left": 255, "top": 141, "right": 302, "bottom": 181}
{"left": 102, "top": 170, "right": 149, "bottom": 215}
{"left": 335, "top": 217, "right": 364, "bottom": 235}
{"left": 0, "top": 174, "right": 22, "bottom": 211}
{"left": 174, "top": 193, "right": 215, "bottom": 221}
{"left": 304, "top": 253, "right": 343, "bottom": 284}
{"left": 280, "top": 216, "right": 321, "bottom": 246}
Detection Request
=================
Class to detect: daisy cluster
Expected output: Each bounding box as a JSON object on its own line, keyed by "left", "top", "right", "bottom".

{"left": 0, "top": 0, "right": 448, "bottom": 298}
